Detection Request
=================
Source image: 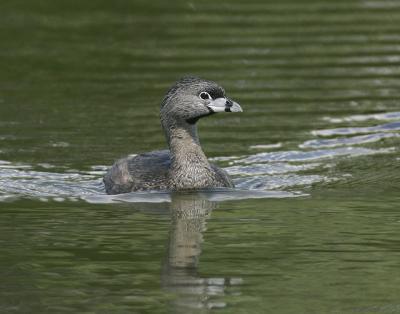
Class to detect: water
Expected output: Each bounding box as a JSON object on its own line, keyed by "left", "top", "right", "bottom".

{"left": 1, "top": 0, "right": 400, "bottom": 313}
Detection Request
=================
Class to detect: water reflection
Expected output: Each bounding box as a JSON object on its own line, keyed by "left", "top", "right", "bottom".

{"left": 1, "top": 111, "right": 399, "bottom": 201}
{"left": 162, "top": 193, "right": 241, "bottom": 312}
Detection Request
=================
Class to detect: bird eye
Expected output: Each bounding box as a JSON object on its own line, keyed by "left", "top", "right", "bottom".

{"left": 199, "top": 92, "right": 211, "bottom": 100}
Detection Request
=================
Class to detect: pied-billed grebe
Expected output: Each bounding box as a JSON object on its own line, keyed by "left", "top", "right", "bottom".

{"left": 104, "top": 76, "right": 242, "bottom": 194}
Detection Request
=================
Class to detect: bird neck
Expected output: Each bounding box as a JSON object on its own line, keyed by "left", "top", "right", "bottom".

{"left": 168, "top": 124, "right": 209, "bottom": 166}
{"left": 166, "top": 124, "right": 215, "bottom": 189}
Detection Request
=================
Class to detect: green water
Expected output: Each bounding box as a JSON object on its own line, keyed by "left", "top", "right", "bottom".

{"left": 1, "top": 0, "right": 400, "bottom": 313}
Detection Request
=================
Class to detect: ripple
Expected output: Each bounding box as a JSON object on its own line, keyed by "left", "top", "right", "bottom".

{"left": 249, "top": 143, "right": 282, "bottom": 150}
{"left": 323, "top": 111, "right": 400, "bottom": 123}
{"left": 235, "top": 174, "right": 329, "bottom": 190}
{"left": 0, "top": 134, "right": 17, "bottom": 140}
{"left": 312, "top": 121, "right": 400, "bottom": 136}
{"left": 0, "top": 162, "right": 102, "bottom": 200}
{"left": 83, "top": 188, "right": 301, "bottom": 204}
{"left": 363, "top": 1, "right": 400, "bottom": 9}
{"left": 0, "top": 109, "right": 396, "bottom": 204}
{"left": 300, "top": 132, "right": 400, "bottom": 148}
{"left": 233, "top": 147, "right": 393, "bottom": 164}
{"left": 83, "top": 190, "right": 171, "bottom": 204}
{"left": 0, "top": 160, "right": 302, "bottom": 203}
{"left": 49, "top": 141, "right": 70, "bottom": 148}
{"left": 226, "top": 162, "right": 320, "bottom": 175}
{"left": 209, "top": 156, "right": 241, "bottom": 162}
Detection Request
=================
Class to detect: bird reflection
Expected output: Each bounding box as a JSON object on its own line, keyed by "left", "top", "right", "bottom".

{"left": 161, "top": 192, "right": 242, "bottom": 313}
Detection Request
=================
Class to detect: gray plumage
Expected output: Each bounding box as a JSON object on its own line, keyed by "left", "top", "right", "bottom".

{"left": 104, "top": 76, "right": 242, "bottom": 194}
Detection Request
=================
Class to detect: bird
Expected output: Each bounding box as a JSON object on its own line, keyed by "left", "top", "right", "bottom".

{"left": 103, "top": 76, "right": 242, "bottom": 194}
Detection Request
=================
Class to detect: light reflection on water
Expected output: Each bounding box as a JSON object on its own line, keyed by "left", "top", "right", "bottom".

{"left": 1, "top": 0, "right": 400, "bottom": 312}
{"left": 0, "top": 111, "right": 398, "bottom": 202}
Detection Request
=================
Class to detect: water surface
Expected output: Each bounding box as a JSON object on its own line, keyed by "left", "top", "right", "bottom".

{"left": 1, "top": 0, "right": 400, "bottom": 313}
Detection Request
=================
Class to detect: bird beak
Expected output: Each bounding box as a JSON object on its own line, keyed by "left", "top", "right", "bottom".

{"left": 207, "top": 97, "right": 243, "bottom": 113}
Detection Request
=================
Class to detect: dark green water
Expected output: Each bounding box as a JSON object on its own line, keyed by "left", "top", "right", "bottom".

{"left": 1, "top": 0, "right": 400, "bottom": 313}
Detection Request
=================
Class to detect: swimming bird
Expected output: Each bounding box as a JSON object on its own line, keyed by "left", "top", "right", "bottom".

{"left": 104, "top": 76, "right": 242, "bottom": 194}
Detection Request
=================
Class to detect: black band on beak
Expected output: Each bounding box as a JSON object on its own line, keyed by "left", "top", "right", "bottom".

{"left": 225, "top": 99, "right": 233, "bottom": 112}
